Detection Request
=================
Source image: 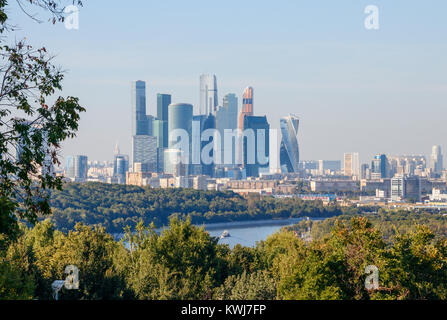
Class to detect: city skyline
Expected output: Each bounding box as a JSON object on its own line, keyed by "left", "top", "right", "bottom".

{"left": 5, "top": 1, "right": 447, "bottom": 164}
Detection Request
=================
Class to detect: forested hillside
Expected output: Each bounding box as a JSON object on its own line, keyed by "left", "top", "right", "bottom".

{"left": 48, "top": 182, "right": 354, "bottom": 233}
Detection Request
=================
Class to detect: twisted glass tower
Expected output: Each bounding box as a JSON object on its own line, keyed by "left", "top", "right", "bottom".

{"left": 280, "top": 114, "right": 300, "bottom": 173}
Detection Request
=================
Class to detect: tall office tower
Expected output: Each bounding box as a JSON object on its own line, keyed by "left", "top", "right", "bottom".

{"left": 131, "top": 80, "right": 149, "bottom": 135}
{"left": 344, "top": 152, "right": 360, "bottom": 177}
{"left": 405, "top": 176, "right": 421, "bottom": 202}
{"left": 236, "top": 87, "right": 254, "bottom": 165}
{"left": 238, "top": 87, "right": 254, "bottom": 130}
{"left": 191, "top": 114, "right": 207, "bottom": 175}
{"left": 132, "top": 135, "right": 157, "bottom": 172}
{"left": 65, "top": 155, "right": 88, "bottom": 182}
{"left": 113, "top": 144, "right": 129, "bottom": 184}
{"left": 146, "top": 115, "right": 154, "bottom": 136}
{"left": 222, "top": 93, "right": 238, "bottom": 129}
{"left": 371, "top": 154, "right": 389, "bottom": 179}
{"left": 430, "top": 145, "right": 444, "bottom": 175}
{"left": 200, "top": 74, "right": 218, "bottom": 115}
{"left": 242, "top": 115, "right": 269, "bottom": 177}
{"left": 216, "top": 93, "right": 239, "bottom": 166}
{"left": 279, "top": 114, "right": 300, "bottom": 173}
{"left": 201, "top": 113, "right": 216, "bottom": 176}
{"left": 154, "top": 94, "right": 171, "bottom": 149}
{"left": 157, "top": 93, "right": 171, "bottom": 121}
{"left": 168, "top": 103, "right": 193, "bottom": 175}
{"left": 391, "top": 175, "right": 405, "bottom": 202}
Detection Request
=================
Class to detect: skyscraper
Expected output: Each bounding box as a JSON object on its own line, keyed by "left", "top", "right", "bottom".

{"left": 344, "top": 152, "right": 360, "bottom": 177}
{"left": 155, "top": 93, "right": 171, "bottom": 149}
{"left": 222, "top": 93, "right": 238, "bottom": 130}
{"left": 65, "top": 155, "right": 88, "bottom": 182}
{"left": 280, "top": 114, "right": 300, "bottom": 173}
{"left": 430, "top": 145, "right": 443, "bottom": 175}
{"left": 132, "top": 135, "right": 157, "bottom": 172}
{"left": 168, "top": 103, "right": 193, "bottom": 174}
{"left": 216, "top": 93, "right": 238, "bottom": 167}
{"left": 238, "top": 87, "right": 254, "bottom": 130}
{"left": 242, "top": 115, "right": 269, "bottom": 177}
{"left": 131, "top": 80, "right": 148, "bottom": 135}
{"left": 113, "top": 144, "right": 129, "bottom": 184}
{"left": 200, "top": 74, "right": 218, "bottom": 115}
{"left": 157, "top": 93, "right": 171, "bottom": 122}
{"left": 371, "top": 154, "right": 388, "bottom": 179}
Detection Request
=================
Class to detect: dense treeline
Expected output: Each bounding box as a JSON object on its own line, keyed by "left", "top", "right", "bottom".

{"left": 285, "top": 209, "right": 447, "bottom": 243}
{"left": 2, "top": 216, "right": 447, "bottom": 300}
{"left": 48, "top": 182, "right": 362, "bottom": 233}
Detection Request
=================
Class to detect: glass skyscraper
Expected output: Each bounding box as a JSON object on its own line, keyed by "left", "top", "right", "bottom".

{"left": 238, "top": 87, "right": 254, "bottom": 131}
{"left": 430, "top": 145, "right": 443, "bottom": 175}
{"left": 280, "top": 114, "right": 300, "bottom": 173}
{"left": 132, "top": 135, "right": 157, "bottom": 172}
{"left": 371, "top": 154, "right": 389, "bottom": 179}
{"left": 153, "top": 94, "right": 171, "bottom": 149}
{"left": 65, "top": 155, "right": 88, "bottom": 182}
{"left": 131, "top": 80, "right": 148, "bottom": 136}
{"left": 242, "top": 115, "right": 269, "bottom": 177}
{"left": 168, "top": 103, "right": 193, "bottom": 175}
{"left": 200, "top": 74, "right": 218, "bottom": 115}
{"left": 216, "top": 93, "right": 238, "bottom": 167}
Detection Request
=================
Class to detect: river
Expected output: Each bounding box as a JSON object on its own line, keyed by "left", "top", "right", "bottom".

{"left": 115, "top": 217, "right": 318, "bottom": 248}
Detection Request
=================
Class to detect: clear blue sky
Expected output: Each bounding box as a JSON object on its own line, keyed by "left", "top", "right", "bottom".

{"left": 6, "top": 0, "right": 447, "bottom": 164}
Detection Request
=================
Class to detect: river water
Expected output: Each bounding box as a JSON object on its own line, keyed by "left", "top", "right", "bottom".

{"left": 115, "top": 218, "right": 311, "bottom": 248}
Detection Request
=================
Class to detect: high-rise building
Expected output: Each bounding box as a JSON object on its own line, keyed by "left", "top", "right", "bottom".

{"left": 155, "top": 94, "right": 171, "bottom": 149}
{"left": 131, "top": 80, "right": 149, "bottom": 135}
{"left": 344, "top": 152, "right": 360, "bottom": 177}
{"left": 200, "top": 74, "right": 218, "bottom": 115}
{"left": 430, "top": 145, "right": 443, "bottom": 176}
{"left": 132, "top": 135, "right": 157, "bottom": 172}
{"left": 201, "top": 113, "right": 216, "bottom": 176}
{"left": 222, "top": 93, "right": 238, "bottom": 130}
{"left": 242, "top": 115, "right": 269, "bottom": 177}
{"left": 65, "top": 155, "right": 88, "bottom": 182}
{"left": 113, "top": 144, "right": 129, "bottom": 184}
{"left": 280, "top": 114, "right": 300, "bottom": 173}
{"left": 371, "top": 154, "right": 388, "bottom": 179}
{"left": 216, "top": 93, "right": 238, "bottom": 167}
{"left": 152, "top": 119, "right": 166, "bottom": 149}
{"left": 168, "top": 103, "right": 193, "bottom": 174}
{"left": 157, "top": 93, "right": 171, "bottom": 122}
{"left": 391, "top": 175, "right": 421, "bottom": 202}
{"left": 238, "top": 87, "right": 254, "bottom": 130}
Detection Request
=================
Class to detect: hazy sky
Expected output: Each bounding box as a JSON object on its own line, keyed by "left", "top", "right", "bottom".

{"left": 6, "top": 0, "right": 447, "bottom": 165}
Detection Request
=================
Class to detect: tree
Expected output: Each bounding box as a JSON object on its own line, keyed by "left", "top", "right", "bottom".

{"left": 213, "top": 270, "right": 276, "bottom": 300}
{"left": 0, "top": 1, "right": 85, "bottom": 240}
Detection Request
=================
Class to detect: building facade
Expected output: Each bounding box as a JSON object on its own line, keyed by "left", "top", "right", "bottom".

{"left": 280, "top": 114, "right": 300, "bottom": 173}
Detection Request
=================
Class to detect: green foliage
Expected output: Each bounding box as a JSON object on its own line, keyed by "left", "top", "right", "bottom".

{"left": 115, "top": 218, "right": 227, "bottom": 300}
{"left": 48, "top": 182, "right": 349, "bottom": 233}
{"left": 3, "top": 216, "right": 447, "bottom": 300}
{"left": 213, "top": 271, "right": 276, "bottom": 300}
{"left": 0, "top": 0, "right": 85, "bottom": 241}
